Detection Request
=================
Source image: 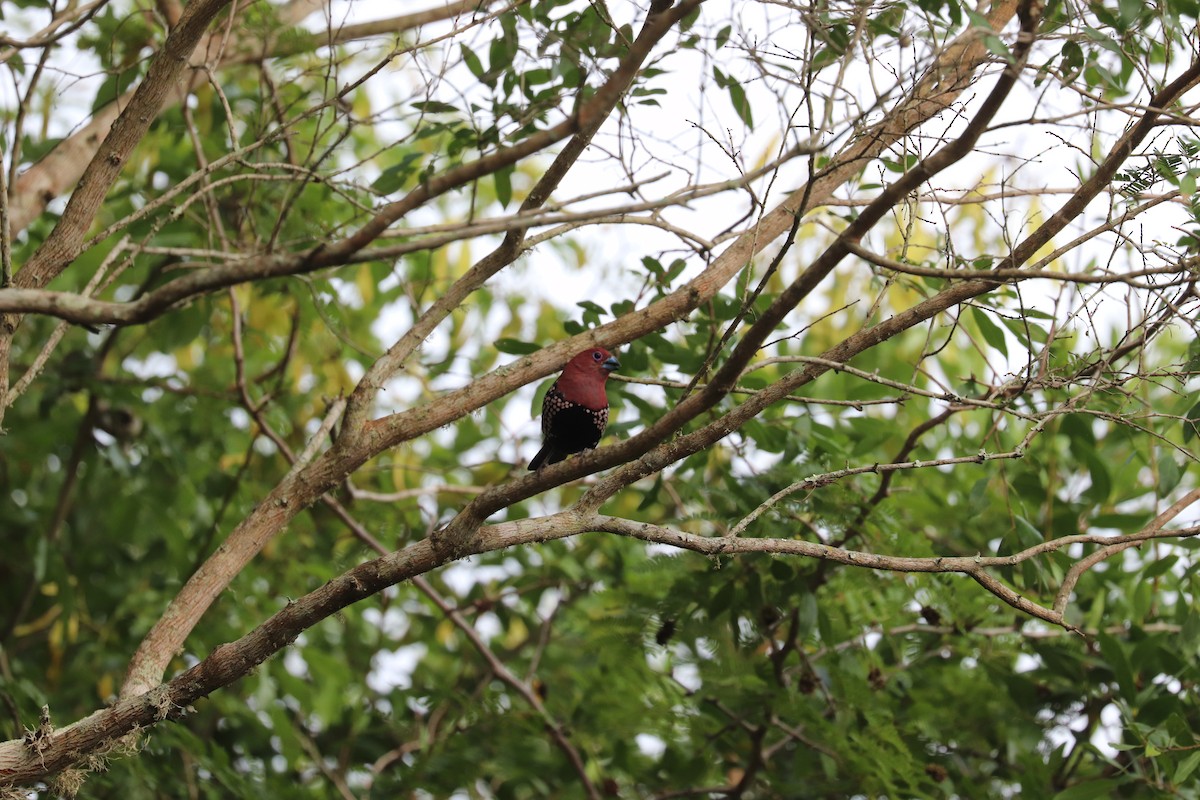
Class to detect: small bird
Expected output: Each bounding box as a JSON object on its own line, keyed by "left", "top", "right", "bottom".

{"left": 528, "top": 347, "right": 620, "bottom": 470}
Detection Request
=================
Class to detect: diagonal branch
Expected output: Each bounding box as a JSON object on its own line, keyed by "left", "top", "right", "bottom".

{"left": 2, "top": 0, "right": 1043, "bottom": 761}
{"left": 0, "top": 0, "right": 235, "bottom": 428}
{"left": 569, "top": 42, "right": 1200, "bottom": 522}
{"left": 4, "top": 1, "right": 499, "bottom": 238}
{"left": 430, "top": 0, "right": 1045, "bottom": 545}
{"left": 5, "top": 494, "right": 1197, "bottom": 787}
{"left": 340, "top": 0, "right": 705, "bottom": 434}
{"left": 14, "top": 0, "right": 235, "bottom": 290}
{"left": 115, "top": 0, "right": 702, "bottom": 704}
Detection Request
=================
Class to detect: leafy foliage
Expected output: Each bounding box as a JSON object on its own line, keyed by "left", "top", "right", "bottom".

{"left": 3, "top": 0, "right": 1200, "bottom": 797}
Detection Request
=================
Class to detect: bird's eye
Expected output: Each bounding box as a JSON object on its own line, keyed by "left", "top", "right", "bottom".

{"left": 592, "top": 351, "right": 603, "bottom": 360}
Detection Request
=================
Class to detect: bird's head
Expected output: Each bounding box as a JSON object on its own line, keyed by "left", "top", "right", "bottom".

{"left": 556, "top": 347, "right": 619, "bottom": 408}
{"left": 564, "top": 347, "right": 620, "bottom": 380}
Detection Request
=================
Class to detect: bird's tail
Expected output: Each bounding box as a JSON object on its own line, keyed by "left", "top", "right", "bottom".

{"left": 527, "top": 443, "right": 557, "bottom": 471}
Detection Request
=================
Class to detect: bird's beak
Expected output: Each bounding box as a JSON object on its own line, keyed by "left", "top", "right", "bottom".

{"left": 602, "top": 355, "right": 620, "bottom": 372}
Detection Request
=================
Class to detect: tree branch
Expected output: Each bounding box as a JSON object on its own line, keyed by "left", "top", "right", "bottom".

{"left": 428, "top": 0, "right": 1045, "bottom": 543}
{"left": 15, "top": 0, "right": 235, "bottom": 289}
{"left": 6, "top": 497, "right": 1197, "bottom": 786}
{"left": 116, "top": 0, "right": 704, "bottom": 703}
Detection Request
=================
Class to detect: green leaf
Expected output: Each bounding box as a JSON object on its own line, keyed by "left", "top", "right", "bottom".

{"left": 412, "top": 100, "right": 460, "bottom": 114}
{"left": 728, "top": 79, "right": 753, "bottom": 126}
{"left": 1096, "top": 631, "right": 1136, "bottom": 701}
{"left": 1142, "top": 555, "right": 1178, "bottom": 579}
{"left": 493, "top": 163, "right": 513, "bottom": 208}
{"left": 495, "top": 338, "right": 540, "bottom": 355}
{"left": 1051, "top": 779, "right": 1124, "bottom": 799}
{"left": 709, "top": 579, "right": 735, "bottom": 618}
{"left": 714, "top": 25, "right": 731, "bottom": 49}
{"left": 1174, "top": 750, "right": 1200, "bottom": 784}
{"left": 1117, "top": 0, "right": 1143, "bottom": 26}
{"left": 1183, "top": 401, "right": 1200, "bottom": 443}
{"left": 488, "top": 26, "right": 516, "bottom": 84}
{"left": 461, "top": 44, "right": 485, "bottom": 80}
{"left": 1090, "top": 513, "right": 1150, "bottom": 532}
{"left": 1001, "top": 315, "right": 1048, "bottom": 348}
{"left": 1181, "top": 171, "right": 1197, "bottom": 197}
{"left": 1157, "top": 454, "right": 1183, "bottom": 495}
{"left": 372, "top": 152, "right": 424, "bottom": 194}
{"left": 970, "top": 307, "right": 1008, "bottom": 356}
{"left": 881, "top": 153, "right": 920, "bottom": 173}
{"left": 638, "top": 476, "right": 663, "bottom": 511}
{"left": 92, "top": 64, "right": 141, "bottom": 112}
{"left": 713, "top": 66, "right": 753, "bottom": 127}
{"left": 964, "top": 9, "right": 1011, "bottom": 61}
{"left": 1012, "top": 515, "right": 1043, "bottom": 549}
{"left": 577, "top": 300, "right": 606, "bottom": 315}
{"left": 1080, "top": 449, "right": 1112, "bottom": 505}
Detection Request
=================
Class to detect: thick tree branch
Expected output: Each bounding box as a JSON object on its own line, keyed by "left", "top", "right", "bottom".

{"left": 0, "top": 151, "right": 795, "bottom": 327}
{"left": 15, "top": 0, "right": 234, "bottom": 289}
{"left": 431, "top": 0, "right": 1045, "bottom": 543}
{"left": 4, "top": 498, "right": 1197, "bottom": 786}
{"left": 4, "top": 1, "right": 500, "bottom": 237}
{"left": 0, "top": 0, "right": 234, "bottom": 427}
{"left": 340, "top": 0, "right": 706, "bottom": 434}
{"left": 117, "top": 0, "right": 703, "bottom": 702}
{"left": 0, "top": 0, "right": 1077, "bottom": 783}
